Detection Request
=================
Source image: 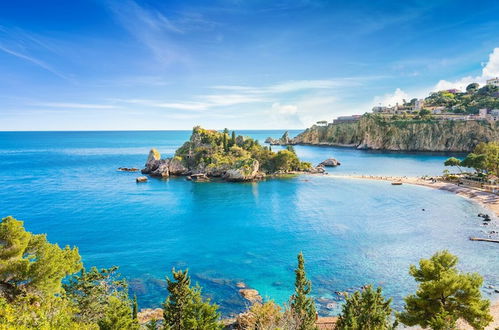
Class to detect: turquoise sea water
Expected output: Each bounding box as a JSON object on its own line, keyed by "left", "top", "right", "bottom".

{"left": 0, "top": 130, "right": 497, "bottom": 316}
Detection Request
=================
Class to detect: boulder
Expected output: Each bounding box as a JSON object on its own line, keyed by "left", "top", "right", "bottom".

{"left": 169, "top": 157, "right": 189, "bottom": 175}
{"left": 239, "top": 289, "right": 262, "bottom": 303}
{"left": 136, "top": 176, "right": 148, "bottom": 183}
{"left": 150, "top": 159, "right": 170, "bottom": 177}
{"left": 319, "top": 158, "right": 341, "bottom": 167}
{"left": 223, "top": 159, "right": 260, "bottom": 181}
{"left": 118, "top": 167, "right": 139, "bottom": 172}
{"left": 191, "top": 173, "right": 210, "bottom": 182}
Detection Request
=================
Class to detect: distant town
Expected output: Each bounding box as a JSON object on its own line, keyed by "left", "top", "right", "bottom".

{"left": 321, "top": 77, "right": 499, "bottom": 125}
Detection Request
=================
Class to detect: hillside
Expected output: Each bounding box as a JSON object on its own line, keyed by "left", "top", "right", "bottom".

{"left": 266, "top": 115, "right": 499, "bottom": 152}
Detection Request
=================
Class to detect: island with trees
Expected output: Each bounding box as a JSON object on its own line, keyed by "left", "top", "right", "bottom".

{"left": 141, "top": 126, "right": 321, "bottom": 182}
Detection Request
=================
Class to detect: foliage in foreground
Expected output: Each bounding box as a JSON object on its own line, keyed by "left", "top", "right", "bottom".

{"left": 397, "top": 250, "right": 492, "bottom": 330}
{"left": 162, "top": 268, "right": 222, "bottom": 330}
{"left": 335, "top": 285, "right": 395, "bottom": 330}
{"left": 0, "top": 216, "right": 138, "bottom": 329}
{"left": 0, "top": 216, "right": 494, "bottom": 330}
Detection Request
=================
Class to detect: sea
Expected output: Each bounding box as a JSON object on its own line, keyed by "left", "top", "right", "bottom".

{"left": 0, "top": 130, "right": 497, "bottom": 315}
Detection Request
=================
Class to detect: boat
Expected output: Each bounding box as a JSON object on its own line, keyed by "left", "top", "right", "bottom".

{"left": 391, "top": 182, "right": 403, "bottom": 185}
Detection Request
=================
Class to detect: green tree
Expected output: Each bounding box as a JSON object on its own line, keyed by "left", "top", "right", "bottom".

{"left": 163, "top": 268, "right": 221, "bottom": 330}
{"left": 64, "top": 266, "right": 130, "bottom": 324}
{"left": 290, "top": 252, "right": 317, "bottom": 330}
{"left": 335, "top": 285, "right": 395, "bottom": 330}
{"left": 443, "top": 157, "right": 463, "bottom": 173}
{"left": 398, "top": 250, "right": 492, "bottom": 330}
{"left": 0, "top": 216, "right": 82, "bottom": 300}
{"left": 466, "top": 83, "right": 479, "bottom": 94}
{"left": 132, "top": 294, "right": 138, "bottom": 320}
{"left": 98, "top": 295, "right": 138, "bottom": 330}
{"left": 419, "top": 109, "right": 431, "bottom": 117}
{"left": 461, "top": 153, "right": 486, "bottom": 174}
{"left": 230, "top": 131, "right": 237, "bottom": 147}
{"left": 474, "top": 142, "right": 499, "bottom": 176}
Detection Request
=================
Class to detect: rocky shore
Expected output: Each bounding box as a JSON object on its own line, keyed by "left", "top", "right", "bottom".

{"left": 266, "top": 115, "right": 499, "bottom": 152}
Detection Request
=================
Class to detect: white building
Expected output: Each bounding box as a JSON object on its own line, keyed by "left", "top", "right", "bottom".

{"left": 413, "top": 99, "right": 424, "bottom": 111}
{"left": 486, "top": 77, "right": 499, "bottom": 87}
{"left": 479, "top": 108, "right": 488, "bottom": 118}
{"left": 372, "top": 106, "right": 388, "bottom": 113}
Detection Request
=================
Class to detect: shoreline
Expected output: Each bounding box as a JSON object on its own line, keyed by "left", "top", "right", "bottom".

{"left": 324, "top": 174, "right": 499, "bottom": 217}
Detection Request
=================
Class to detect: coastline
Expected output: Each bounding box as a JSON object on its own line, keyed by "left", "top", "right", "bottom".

{"left": 324, "top": 174, "right": 499, "bottom": 217}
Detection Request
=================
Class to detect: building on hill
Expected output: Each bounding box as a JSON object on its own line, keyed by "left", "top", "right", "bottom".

{"left": 413, "top": 99, "right": 424, "bottom": 111}
{"left": 333, "top": 115, "right": 362, "bottom": 124}
{"left": 372, "top": 105, "right": 388, "bottom": 113}
{"left": 486, "top": 77, "right": 499, "bottom": 87}
{"left": 479, "top": 108, "right": 488, "bottom": 118}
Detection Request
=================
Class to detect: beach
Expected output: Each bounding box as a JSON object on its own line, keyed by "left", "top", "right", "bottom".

{"left": 326, "top": 174, "right": 499, "bottom": 217}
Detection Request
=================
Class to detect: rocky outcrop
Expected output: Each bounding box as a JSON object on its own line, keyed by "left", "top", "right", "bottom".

{"left": 223, "top": 159, "right": 260, "bottom": 182}
{"left": 238, "top": 288, "right": 262, "bottom": 304}
{"left": 142, "top": 149, "right": 188, "bottom": 178}
{"left": 268, "top": 116, "right": 499, "bottom": 152}
{"left": 319, "top": 158, "right": 341, "bottom": 167}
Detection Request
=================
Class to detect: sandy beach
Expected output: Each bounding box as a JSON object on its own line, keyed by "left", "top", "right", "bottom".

{"left": 321, "top": 173, "right": 499, "bottom": 329}
{"left": 326, "top": 174, "right": 499, "bottom": 217}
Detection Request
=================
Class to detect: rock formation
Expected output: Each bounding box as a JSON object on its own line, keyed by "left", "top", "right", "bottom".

{"left": 142, "top": 126, "right": 320, "bottom": 182}
{"left": 266, "top": 115, "right": 499, "bottom": 152}
{"left": 319, "top": 158, "right": 341, "bottom": 167}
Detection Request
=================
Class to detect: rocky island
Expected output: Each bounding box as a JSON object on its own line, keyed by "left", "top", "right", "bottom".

{"left": 142, "top": 126, "right": 322, "bottom": 182}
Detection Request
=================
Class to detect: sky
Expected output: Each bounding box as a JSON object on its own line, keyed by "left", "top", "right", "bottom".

{"left": 1, "top": 0, "right": 499, "bottom": 130}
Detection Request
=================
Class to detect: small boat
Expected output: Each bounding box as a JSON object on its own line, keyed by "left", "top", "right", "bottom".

{"left": 391, "top": 182, "right": 403, "bottom": 185}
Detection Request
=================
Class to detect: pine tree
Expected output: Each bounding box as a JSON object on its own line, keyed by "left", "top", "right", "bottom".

{"left": 64, "top": 266, "right": 129, "bottom": 324}
{"left": 163, "top": 268, "right": 221, "bottom": 330}
{"left": 98, "top": 295, "right": 139, "bottom": 330}
{"left": 132, "top": 294, "right": 138, "bottom": 320}
{"left": 0, "top": 216, "right": 82, "bottom": 300}
{"left": 335, "top": 285, "right": 395, "bottom": 330}
{"left": 398, "top": 250, "right": 492, "bottom": 329}
{"left": 290, "top": 252, "right": 317, "bottom": 330}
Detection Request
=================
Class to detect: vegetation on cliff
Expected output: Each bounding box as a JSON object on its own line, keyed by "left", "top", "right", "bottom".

{"left": 143, "top": 126, "right": 314, "bottom": 181}
{"left": 268, "top": 115, "right": 499, "bottom": 152}
{"left": 421, "top": 83, "right": 499, "bottom": 114}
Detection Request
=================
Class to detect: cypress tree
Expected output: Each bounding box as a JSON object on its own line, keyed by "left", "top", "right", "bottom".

{"left": 223, "top": 134, "right": 228, "bottom": 152}
{"left": 290, "top": 252, "right": 317, "bottom": 330}
{"left": 163, "top": 268, "right": 221, "bottom": 330}
{"left": 132, "top": 294, "right": 138, "bottom": 320}
{"left": 230, "top": 131, "right": 236, "bottom": 147}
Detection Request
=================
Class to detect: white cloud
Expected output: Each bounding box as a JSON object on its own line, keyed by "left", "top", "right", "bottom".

{"left": 272, "top": 102, "right": 298, "bottom": 114}
{"left": 33, "top": 102, "right": 117, "bottom": 109}
{"left": 434, "top": 47, "right": 499, "bottom": 91}
{"left": 372, "top": 88, "right": 409, "bottom": 107}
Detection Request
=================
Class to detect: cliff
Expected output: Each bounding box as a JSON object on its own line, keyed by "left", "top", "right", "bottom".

{"left": 266, "top": 115, "right": 499, "bottom": 152}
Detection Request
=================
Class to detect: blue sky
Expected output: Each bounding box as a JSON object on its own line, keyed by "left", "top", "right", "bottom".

{"left": 1, "top": 0, "right": 499, "bottom": 130}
